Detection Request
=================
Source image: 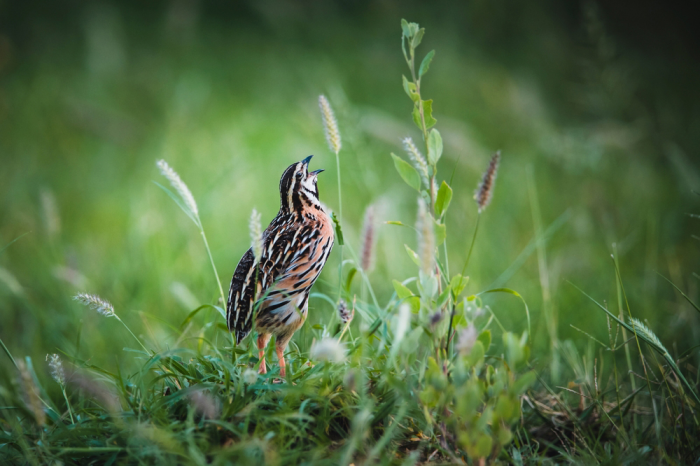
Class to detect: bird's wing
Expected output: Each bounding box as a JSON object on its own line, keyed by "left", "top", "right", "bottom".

{"left": 226, "top": 214, "right": 297, "bottom": 342}
{"left": 226, "top": 247, "right": 262, "bottom": 343}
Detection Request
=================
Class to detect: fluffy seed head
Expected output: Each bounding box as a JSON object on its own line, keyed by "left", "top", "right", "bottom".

{"left": 17, "top": 360, "right": 45, "bottom": 426}
{"left": 474, "top": 151, "right": 501, "bottom": 212}
{"left": 360, "top": 205, "right": 377, "bottom": 272}
{"left": 416, "top": 198, "right": 435, "bottom": 275}
{"left": 456, "top": 325, "right": 478, "bottom": 355}
{"left": 67, "top": 370, "right": 120, "bottom": 412}
{"left": 629, "top": 317, "right": 665, "bottom": 351}
{"left": 337, "top": 299, "right": 355, "bottom": 325}
{"left": 74, "top": 293, "right": 115, "bottom": 317}
{"left": 319, "top": 95, "right": 341, "bottom": 154}
{"left": 243, "top": 368, "right": 258, "bottom": 385}
{"left": 249, "top": 208, "right": 263, "bottom": 264}
{"left": 156, "top": 159, "right": 199, "bottom": 219}
{"left": 189, "top": 391, "right": 220, "bottom": 419}
{"left": 402, "top": 137, "right": 429, "bottom": 188}
{"left": 47, "top": 354, "right": 65, "bottom": 385}
{"left": 310, "top": 337, "right": 346, "bottom": 363}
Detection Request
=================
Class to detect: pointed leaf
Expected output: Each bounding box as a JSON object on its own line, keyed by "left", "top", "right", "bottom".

{"left": 423, "top": 99, "right": 437, "bottom": 128}
{"left": 419, "top": 50, "right": 435, "bottom": 78}
{"left": 402, "top": 75, "right": 420, "bottom": 102}
{"left": 393, "top": 280, "right": 414, "bottom": 299}
{"left": 435, "top": 181, "right": 453, "bottom": 217}
{"left": 433, "top": 218, "right": 446, "bottom": 246}
{"left": 391, "top": 153, "right": 421, "bottom": 191}
{"left": 477, "top": 330, "right": 491, "bottom": 351}
{"left": 450, "top": 274, "right": 468, "bottom": 298}
{"left": 401, "top": 19, "right": 411, "bottom": 38}
{"left": 411, "top": 28, "right": 425, "bottom": 49}
{"left": 427, "top": 129, "right": 443, "bottom": 165}
{"left": 404, "top": 244, "right": 420, "bottom": 266}
{"left": 331, "top": 211, "right": 344, "bottom": 245}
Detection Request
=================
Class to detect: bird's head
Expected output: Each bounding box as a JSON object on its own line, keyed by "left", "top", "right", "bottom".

{"left": 279, "top": 155, "right": 324, "bottom": 213}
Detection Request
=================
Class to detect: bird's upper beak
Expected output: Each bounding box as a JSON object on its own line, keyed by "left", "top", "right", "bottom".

{"left": 302, "top": 155, "right": 323, "bottom": 175}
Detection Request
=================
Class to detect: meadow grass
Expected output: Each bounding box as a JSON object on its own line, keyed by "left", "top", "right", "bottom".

{"left": 1, "top": 9, "right": 699, "bottom": 466}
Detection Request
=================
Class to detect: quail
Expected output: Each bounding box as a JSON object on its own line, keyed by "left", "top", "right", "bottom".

{"left": 226, "top": 156, "right": 334, "bottom": 377}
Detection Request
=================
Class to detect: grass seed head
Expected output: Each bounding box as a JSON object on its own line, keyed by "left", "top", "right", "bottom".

{"left": 416, "top": 197, "right": 435, "bottom": 275}
{"left": 402, "top": 137, "right": 430, "bottom": 188}
{"left": 156, "top": 159, "right": 199, "bottom": 219}
{"left": 17, "top": 360, "right": 45, "bottom": 426}
{"left": 74, "top": 292, "right": 116, "bottom": 317}
{"left": 629, "top": 317, "right": 665, "bottom": 351}
{"left": 47, "top": 353, "right": 65, "bottom": 386}
{"left": 319, "top": 95, "right": 342, "bottom": 154}
{"left": 360, "top": 205, "right": 376, "bottom": 272}
{"left": 249, "top": 208, "right": 263, "bottom": 264}
{"left": 337, "top": 299, "right": 355, "bottom": 324}
{"left": 67, "top": 369, "right": 120, "bottom": 412}
{"left": 474, "top": 151, "right": 501, "bottom": 212}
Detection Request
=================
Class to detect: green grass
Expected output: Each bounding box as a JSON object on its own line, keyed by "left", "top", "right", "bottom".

{"left": 1, "top": 4, "right": 700, "bottom": 464}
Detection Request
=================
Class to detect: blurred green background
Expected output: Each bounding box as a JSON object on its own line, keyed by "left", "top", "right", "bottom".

{"left": 1, "top": 0, "right": 699, "bottom": 375}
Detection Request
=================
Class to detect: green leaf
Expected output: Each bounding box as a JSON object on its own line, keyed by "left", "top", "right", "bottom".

{"left": 427, "top": 129, "right": 443, "bottom": 165}
{"left": 479, "top": 288, "right": 531, "bottom": 340}
{"left": 391, "top": 153, "right": 421, "bottom": 191}
{"left": 433, "top": 218, "right": 446, "bottom": 246}
{"left": 413, "top": 100, "right": 437, "bottom": 130}
{"left": 393, "top": 280, "right": 414, "bottom": 299}
{"left": 419, "top": 50, "right": 435, "bottom": 78}
{"left": 401, "top": 19, "right": 411, "bottom": 38}
{"left": 411, "top": 28, "right": 425, "bottom": 49}
{"left": 477, "top": 330, "right": 491, "bottom": 352}
{"left": 402, "top": 75, "right": 420, "bottom": 102}
{"left": 345, "top": 267, "right": 357, "bottom": 294}
{"left": 406, "top": 296, "right": 421, "bottom": 314}
{"left": 331, "top": 212, "right": 344, "bottom": 246}
{"left": 423, "top": 99, "right": 437, "bottom": 128}
{"left": 404, "top": 244, "right": 420, "bottom": 266}
{"left": 450, "top": 274, "right": 468, "bottom": 298}
{"left": 511, "top": 370, "right": 536, "bottom": 395}
{"left": 180, "top": 304, "right": 225, "bottom": 329}
{"left": 435, "top": 181, "right": 453, "bottom": 217}
{"left": 437, "top": 286, "right": 451, "bottom": 308}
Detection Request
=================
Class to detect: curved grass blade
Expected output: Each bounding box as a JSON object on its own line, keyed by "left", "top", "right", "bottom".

{"left": 568, "top": 281, "right": 700, "bottom": 405}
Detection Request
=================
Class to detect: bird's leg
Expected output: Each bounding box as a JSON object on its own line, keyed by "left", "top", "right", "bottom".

{"left": 257, "top": 333, "right": 271, "bottom": 374}
{"left": 276, "top": 343, "right": 287, "bottom": 378}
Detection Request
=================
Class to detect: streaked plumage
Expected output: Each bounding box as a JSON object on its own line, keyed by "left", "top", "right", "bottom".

{"left": 226, "top": 156, "right": 334, "bottom": 377}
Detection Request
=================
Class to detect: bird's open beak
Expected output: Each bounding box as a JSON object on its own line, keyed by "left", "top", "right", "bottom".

{"left": 309, "top": 169, "right": 324, "bottom": 175}
{"left": 302, "top": 155, "right": 313, "bottom": 167}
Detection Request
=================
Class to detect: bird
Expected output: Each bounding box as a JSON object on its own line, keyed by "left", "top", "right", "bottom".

{"left": 226, "top": 155, "right": 334, "bottom": 378}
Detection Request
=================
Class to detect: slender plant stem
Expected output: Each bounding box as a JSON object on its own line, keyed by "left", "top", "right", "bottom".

{"left": 200, "top": 229, "right": 225, "bottom": 306}
{"left": 335, "top": 151, "right": 343, "bottom": 222}
{"left": 446, "top": 214, "right": 481, "bottom": 357}
{"left": 460, "top": 213, "right": 481, "bottom": 277}
{"left": 61, "top": 387, "right": 75, "bottom": 424}
{"left": 116, "top": 317, "right": 151, "bottom": 355}
{"left": 335, "top": 150, "right": 344, "bottom": 301}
